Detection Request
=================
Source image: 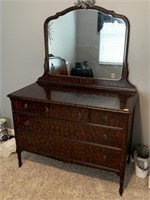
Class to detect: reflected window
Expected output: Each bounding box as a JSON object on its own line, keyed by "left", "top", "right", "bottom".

{"left": 99, "top": 21, "right": 126, "bottom": 65}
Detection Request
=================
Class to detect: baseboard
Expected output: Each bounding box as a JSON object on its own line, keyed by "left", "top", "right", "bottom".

{"left": 7, "top": 128, "right": 15, "bottom": 136}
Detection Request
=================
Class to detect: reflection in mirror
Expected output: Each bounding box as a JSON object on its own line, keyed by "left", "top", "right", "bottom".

{"left": 48, "top": 10, "right": 126, "bottom": 80}
{"left": 49, "top": 56, "right": 68, "bottom": 75}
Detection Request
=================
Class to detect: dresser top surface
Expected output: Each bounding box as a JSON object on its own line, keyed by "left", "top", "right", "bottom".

{"left": 8, "top": 82, "right": 138, "bottom": 112}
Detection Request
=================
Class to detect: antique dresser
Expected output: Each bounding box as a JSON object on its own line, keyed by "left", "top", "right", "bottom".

{"left": 8, "top": 1, "right": 138, "bottom": 195}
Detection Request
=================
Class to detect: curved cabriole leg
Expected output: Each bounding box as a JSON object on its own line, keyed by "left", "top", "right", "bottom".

{"left": 17, "top": 152, "right": 22, "bottom": 167}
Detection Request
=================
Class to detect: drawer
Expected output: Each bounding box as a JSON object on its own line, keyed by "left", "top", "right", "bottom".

{"left": 16, "top": 131, "right": 121, "bottom": 171}
{"left": 11, "top": 99, "right": 41, "bottom": 114}
{"left": 41, "top": 103, "right": 89, "bottom": 122}
{"left": 90, "top": 110, "right": 128, "bottom": 128}
{"left": 13, "top": 113, "right": 42, "bottom": 131}
{"left": 13, "top": 113, "right": 123, "bottom": 148}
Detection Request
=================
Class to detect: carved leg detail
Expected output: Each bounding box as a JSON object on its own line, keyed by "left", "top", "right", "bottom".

{"left": 17, "top": 152, "right": 22, "bottom": 167}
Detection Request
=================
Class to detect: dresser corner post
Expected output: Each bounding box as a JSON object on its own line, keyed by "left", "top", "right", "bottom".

{"left": 17, "top": 151, "right": 22, "bottom": 167}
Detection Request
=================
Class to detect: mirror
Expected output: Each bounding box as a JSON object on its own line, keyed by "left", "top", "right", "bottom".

{"left": 38, "top": 2, "right": 130, "bottom": 89}
{"left": 48, "top": 10, "right": 126, "bottom": 80}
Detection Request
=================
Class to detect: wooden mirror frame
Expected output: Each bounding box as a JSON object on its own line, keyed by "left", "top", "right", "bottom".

{"left": 37, "top": 4, "right": 136, "bottom": 92}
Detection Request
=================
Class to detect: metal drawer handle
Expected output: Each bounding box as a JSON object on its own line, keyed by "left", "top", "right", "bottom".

{"left": 24, "top": 103, "right": 28, "bottom": 109}
{"left": 103, "top": 155, "right": 107, "bottom": 161}
{"left": 104, "top": 115, "right": 108, "bottom": 123}
{"left": 103, "top": 134, "right": 108, "bottom": 140}
{"left": 45, "top": 107, "right": 49, "bottom": 114}
{"left": 78, "top": 112, "right": 81, "bottom": 117}
{"left": 24, "top": 120, "right": 29, "bottom": 127}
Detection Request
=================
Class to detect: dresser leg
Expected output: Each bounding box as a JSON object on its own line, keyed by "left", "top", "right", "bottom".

{"left": 119, "top": 179, "right": 124, "bottom": 196}
{"left": 127, "top": 154, "right": 131, "bottom": 164}
{"left": 17, "top": 152, "right": 22, "bottom": 167}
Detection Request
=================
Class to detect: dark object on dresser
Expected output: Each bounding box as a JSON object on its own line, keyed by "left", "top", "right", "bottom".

{"left": 71, "top": 67, "right": 93, "bottom": 77}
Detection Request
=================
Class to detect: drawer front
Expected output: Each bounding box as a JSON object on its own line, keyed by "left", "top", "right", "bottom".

{"left": 11, "top": 99, "right": 89, "bottom": 122}
{"left": 42, "top": 103, "right": 89, "bottom": 122}
{"left": 11, "top": 99, "right": 41, "bottom": 114}
{"left": 13, "top": 113, "right": 123, "bottom": 148}
{"left": 90, "top": 110, "right": 128, "bottom": 128}
{"left": 16, "top": 131, "right": 121, "bottom": 170}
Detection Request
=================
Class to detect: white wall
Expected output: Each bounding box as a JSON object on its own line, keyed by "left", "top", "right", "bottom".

{"left": 1, "top": 0, "right": 149, "bottom": 146}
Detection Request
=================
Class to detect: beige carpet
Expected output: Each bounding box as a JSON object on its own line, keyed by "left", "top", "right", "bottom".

{"left": 0, "top": 152, "right": 149, "bottom": 200}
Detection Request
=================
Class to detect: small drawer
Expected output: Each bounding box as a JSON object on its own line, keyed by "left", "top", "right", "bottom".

{"left": 42, "top": 104, "right": 89, "bottom": 122}
{"left": 90, "top": 110, "right": 128, "bottom": 128}
{"left": 11, "top": 99, "right": 41, "bottom": 114}
{"left": 13, "top": 113, "right": 41, "bottom": 131}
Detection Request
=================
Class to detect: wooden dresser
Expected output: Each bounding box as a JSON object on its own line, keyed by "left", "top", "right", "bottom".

{"left": 8, "top": 82, "right": 137, "bottom": 195}
{"left": 8, "top": 2, "right": 138, "bottom": 195}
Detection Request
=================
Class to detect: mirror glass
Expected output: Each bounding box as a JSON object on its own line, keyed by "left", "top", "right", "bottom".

{"left": 47, "top": 9, "right": 126, "bottom": 80}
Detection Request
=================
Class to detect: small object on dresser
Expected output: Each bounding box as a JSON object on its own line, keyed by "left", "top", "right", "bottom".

{"left": 70, "top": 61, "right": 93, "bottom": 77}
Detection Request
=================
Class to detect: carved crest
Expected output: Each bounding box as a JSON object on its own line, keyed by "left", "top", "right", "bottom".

{"left": 74, "top": 0, "right": 96, "bottom": 9}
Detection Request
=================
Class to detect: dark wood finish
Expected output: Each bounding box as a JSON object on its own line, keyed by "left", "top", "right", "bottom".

{"left": 8, "top": 83, "right": 138, "bottom": 195}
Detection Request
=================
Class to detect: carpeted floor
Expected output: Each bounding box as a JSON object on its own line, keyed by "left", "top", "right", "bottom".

{"left": 0, "top": 152, "right": 149, "bottom": 200}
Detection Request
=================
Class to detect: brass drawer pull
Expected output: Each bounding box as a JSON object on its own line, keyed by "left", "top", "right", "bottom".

{"left": 103, "top": 155, "right": 107, "bottom": 161}
{"left": 45, "top": 107, "right": 49, "bottom": 114}
{"left": 24, "top": 120, "right": 30, "bottom": 127}
{"left": 24, "top": 103, "right": 28, "bottom": 110}
{"left": 78, "top": 112, "right": 81, "bottom": 117}
{"left": 103, "top": 134, "right": 108, "bottom": 140}
{"left": 104, "top": 115, "right": 108, "bottom": 123}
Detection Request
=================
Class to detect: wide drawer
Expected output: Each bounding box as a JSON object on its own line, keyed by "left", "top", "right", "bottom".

{"left": 13, "top": 113, "right": 124, "bottom": 148}
{"left": 90, "top": 110, "right": 128, "bottom": 128}
{"left": 11, "top": 99, "right": 89, "bottom": 122}
{"left": 15, "top": 130, "right": 121, "bottom": 170}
